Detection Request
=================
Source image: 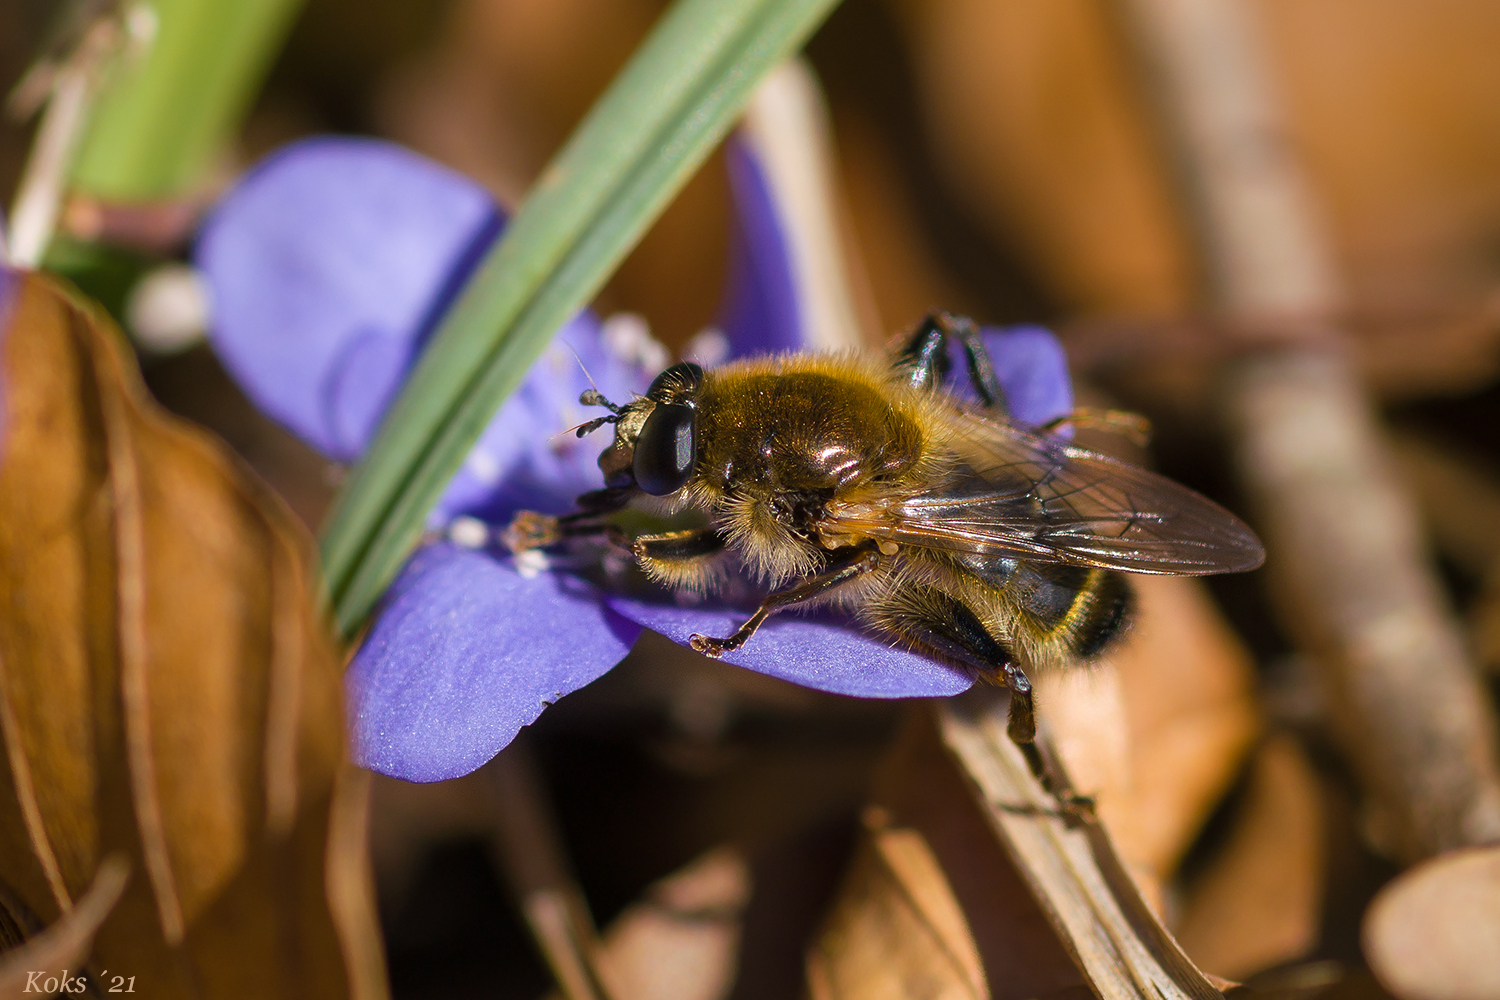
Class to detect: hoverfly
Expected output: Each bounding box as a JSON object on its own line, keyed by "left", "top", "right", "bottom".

{"left": 509, "top": 312, "right": 1264, "bottom": 795}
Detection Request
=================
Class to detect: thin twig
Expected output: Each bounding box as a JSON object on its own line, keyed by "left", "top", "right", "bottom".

{"left": 937, "top": 693, "right": 1224, "bottom": 1000}
{"left": 737, "top": 57, "right": 874, "bottom": 351}
{"left": 478, "top": 739, "right": 615, "bottom": 1000}
{"left": 5, "top": 18, "right": 121, "bottom": 268}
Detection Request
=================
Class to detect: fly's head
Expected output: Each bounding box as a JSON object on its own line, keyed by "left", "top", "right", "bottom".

{"left": 579, "top": 361, "right": 704, "bottom": 499}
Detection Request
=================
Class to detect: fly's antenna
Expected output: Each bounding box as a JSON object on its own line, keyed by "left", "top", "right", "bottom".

{"left": 574, "top": 387, "right": 622, "bottom": 438}
{"left": 563, "top": 340, "right": 624, "bottom": 437}
{"left": 579, "top": 388, "right": 622, "bottom": 414}
{"left": 563, "top": 340, "right": 605, "bottom": 397}
{"left": 572, "top": 413, "right": 619, "bottom": 438}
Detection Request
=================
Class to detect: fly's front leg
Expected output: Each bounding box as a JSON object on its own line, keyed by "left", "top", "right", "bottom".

{"left": 503, "top": 488, "right": 634, "bottom": 553}
{"left": 893, "top": 311, "right": 1009, "bottom": 412}
{"left": 689, "top": 543, "right": 882, "bottom": 657}
{"left": 864, "top": 583, "right": 1091, "bottom": 815}
{"left": 894, "top": 313, "right": 953, "bottom": 393}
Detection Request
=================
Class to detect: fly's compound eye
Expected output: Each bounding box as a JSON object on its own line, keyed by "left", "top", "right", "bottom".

{"left": 633, "top": 403, "right": 698, "bottom": 496}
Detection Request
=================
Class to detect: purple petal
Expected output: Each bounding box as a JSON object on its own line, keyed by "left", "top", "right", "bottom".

{"left": 607, "top": 596, "right": 974, "bottom": 699}
{"left": 347, "top": 542, "right": 641, "bottom": 782}
{"left": 718, "top": 135, "right": 802, "bottom": 358}
{"left": 196, "top": 136, "right": 502, "bottom": 460}
{"left": 197, "top": 135, "right": 659, "bottom": 521}
{"left": 944, "top": 326, "right": 1074, "bottom": 428}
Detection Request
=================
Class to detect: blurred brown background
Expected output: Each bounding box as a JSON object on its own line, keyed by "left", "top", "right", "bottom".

{"left": 7, "top": 1, "right": 1500, "bottom": 997}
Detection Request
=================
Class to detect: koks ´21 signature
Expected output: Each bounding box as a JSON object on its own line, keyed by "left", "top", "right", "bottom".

{"left": 23, "top": 969, "right": 136, "bottom": 992}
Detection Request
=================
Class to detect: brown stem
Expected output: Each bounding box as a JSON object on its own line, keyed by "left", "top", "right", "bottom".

{"left": 478, "top": 739, "right": 615, "bottom": 1000}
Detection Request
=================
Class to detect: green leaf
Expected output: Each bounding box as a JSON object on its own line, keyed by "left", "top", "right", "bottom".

{"left": 72, "top": 0, "right": 304, "bottom": 201}
{"left": 319, "top": 0, "right": 843, "bottom": 638}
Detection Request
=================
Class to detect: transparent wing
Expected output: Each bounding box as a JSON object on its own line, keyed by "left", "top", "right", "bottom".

{"left": 831, "top": 409, "right": 1265, "bottom": 575}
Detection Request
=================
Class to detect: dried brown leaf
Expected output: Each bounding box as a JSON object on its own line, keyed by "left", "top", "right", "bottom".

{"left": 1174, "top": 734, "right": 1326, "bottom": 981}
{"left": 813, "top": 704, "right": 1229, "bottom": 1000}
{"left": 577, "top": 847, "right": 750, "bottom": 1000}
{"left": 0, "top": 855, "right": 127, "bottom": 1000}
{"left": 814, "top": 710, "right": 1081, "bottom": 1000}
{"left": 0, "top": 272, "right": 385, "bottom": 998}
{"left": 1364, "top": 846, "right": 1500, "bottom": 1000}
{"left": 809, "top": 814, "right": 988, "bottom": 1000}
{"left": 1108, "top": 578, "right": 1261, "bottom": 881}
{"left": 888, "top": 0, "right": 1194, "bottom": 316}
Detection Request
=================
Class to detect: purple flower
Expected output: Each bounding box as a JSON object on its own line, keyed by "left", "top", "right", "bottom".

{"left": 196, "top": 135, "right": 1074, "bottom": 782}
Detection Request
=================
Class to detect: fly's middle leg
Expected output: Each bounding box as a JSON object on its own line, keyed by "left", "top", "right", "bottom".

{"left": 688, "top": 543, "right": 882, "bottom": 657}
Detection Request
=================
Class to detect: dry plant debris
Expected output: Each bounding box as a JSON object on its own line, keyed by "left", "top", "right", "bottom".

{"left": 1042, "top": 575, "right": 1262, "bottom": 911}
{"left": 584, "top": 847, "right": 750, "bottom": 1000}
{"left": 0, "top": 854, "right": 127, "bottom": 999}
{"left": 1173, "top": 734, "right": 1326, "bottom": 981}
{"left": 810, "top": 814, "right": 987, "bottom": 1000}
{"left": 1386, "top": 429, "right": 1500, "bottom": 583}
{"left": 1386, "top": 429, "right": 1500, "bottom": 677}
{"left": 1363, "top": 846, "right": 1500, "bottom": 1000}
{"left": 813, "top": 699, "right": 1230, "bottom": 1000}
{"left": 1117, "top": 0, "right": 1500, "bottom": 864}
{"left": 0, "top": 272, "right": 384, "bottom": 998}
{"left": 5, "top": 1, "right": 1498, "bottom": 993}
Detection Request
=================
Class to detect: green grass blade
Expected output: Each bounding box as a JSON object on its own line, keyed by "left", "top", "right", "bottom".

{"left": 72, "top": 0, "right": 304, "bottom": 200}
{"left": 320, "top": 0, "right": 842, "bottom": 638}
{"left": 321, "top": 0, "right": 768, "bottom": 605}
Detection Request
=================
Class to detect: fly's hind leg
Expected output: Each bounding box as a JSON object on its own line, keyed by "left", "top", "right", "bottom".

{"left": 893, "top": 311, "right": 1009, "bottom": 412}
{"left": 1038, "top": 408, "right": 1153, "bottom": 447}
{"left": 866, "top": 584, "right": 1092, "bottom": 816}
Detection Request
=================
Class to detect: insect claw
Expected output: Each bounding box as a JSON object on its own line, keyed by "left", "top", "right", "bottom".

{"left": 500, "top": 510, "right": 560, "bottom": 553}
{"left": 1052, "top": 790, "right": 1098, "bottom": 826}
{"left": 689, "top": 633, "right": 735, "bottom": 658}
{"left": 1061, "top": 790, "right": 1096, "bottom": 812}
